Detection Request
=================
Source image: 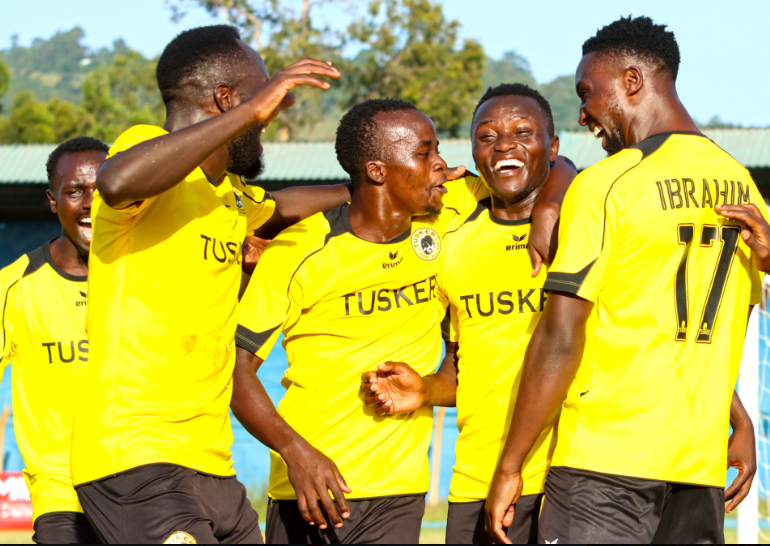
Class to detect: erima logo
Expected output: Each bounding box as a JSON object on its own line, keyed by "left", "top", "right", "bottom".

{"left": 545, "top": 540, "right": 558, "bottom": 545}
{"left": 506, "top": 233, "right": 529, "bottom": 251}
{"left": 76, "top": 290, "right": 87, "bottom": 307}
{"left": 383, "top": 250, "right": 403, "bottom": 270}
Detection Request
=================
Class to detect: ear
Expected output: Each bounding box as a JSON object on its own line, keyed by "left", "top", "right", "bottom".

{"left": 549, "top": 135, "right": 560, "bottom": 163}
{"left": 624, "top": 66, "right": 643, "bottom": 96}
{"left": 365, "top": 161, "right": 387, "bottom": 184}
{"left": 213, "top": 84, "right": 236, "bottom": 113}
{"left": 46, "top": 188, "right": 57, "bottom": 214}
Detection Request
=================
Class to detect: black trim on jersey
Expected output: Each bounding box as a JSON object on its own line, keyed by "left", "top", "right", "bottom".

{"left": 202, "top": 170, "right": 219, "bottom": 187}
{"left": 463, "top": 198, "right": 532, "bottom": 227}
{"left": 23, "top": 246, "right": 47, "bottom": 277}
{"left": 630, "top": 131, "right": 705, "bottom": 159}
{"left": 543, "top": 260, "right": 596, "bottom": 295}
{"left": 42, "top": 241, "right": 88, "bottom": 282}
{"left": 235, "top": 324, "right": 280, "bottom": 355}
{"left": 441, "top": 308, "right": 452, "bottom": 342}
{"left": 326, "top": 203, "right": 410, "bottom": 245}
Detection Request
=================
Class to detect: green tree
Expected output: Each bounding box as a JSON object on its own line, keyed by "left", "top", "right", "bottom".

{"left": 0, "top": 58, "right": 10, "bottom": 112}
{"left": 81, "top": 49, "right": 164, "bottom": 142}
{"left": 0, "top": 91, "right": 55, "bottom": 143}
{"left": 346, "top": 0, "right": 485, "bottom": 137}
{"left": 481, "top": 51, "right": 537, "bottom": 91}
{"left": 47, "top": 97, "right": 91, "bottom": 142}
{"left": 539, "top": 75, "right": 581, "bottom": 132}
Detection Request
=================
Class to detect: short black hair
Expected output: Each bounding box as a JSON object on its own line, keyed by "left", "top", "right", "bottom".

{"left": 156, "top": 25, "right": 251, "bottom": 105}
{"left": 335, "top": 98, "right": 418, "bottom": 186}
{"left": 583, "top": 16, "right": 680, "bottom": 81}
{"left": 46, "top": 136, "right": 109, "bottom": 189}
{"left": 472, "top": 84, "right": 555, "bottom": 137}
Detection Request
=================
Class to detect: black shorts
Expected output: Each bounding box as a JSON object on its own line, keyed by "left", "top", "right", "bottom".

{"left": 33, "top": 511, "right": 101, "bottom": 544}
{"left": 265, "top": 494, "right": 425, "bottom": 544}
{"left": 76, "top": 463, "right": 263, "bottom": 544}
{"left": 539, "top": 467, "right": 725, "bottom": 544}
{"left": 445, "top": 494, "right": 542, "bottom": 544}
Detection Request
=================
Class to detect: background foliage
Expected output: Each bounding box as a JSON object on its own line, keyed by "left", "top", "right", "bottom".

{"left": 0, "top": 0, "right": 745, "bottom": 144}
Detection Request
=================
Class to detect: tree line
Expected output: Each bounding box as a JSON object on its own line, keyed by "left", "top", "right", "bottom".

{"left": 0, "top": 0, "right": 741, "bottom": 145}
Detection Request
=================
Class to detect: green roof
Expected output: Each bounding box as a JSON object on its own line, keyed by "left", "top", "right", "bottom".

{"left": 2, "top": 128, "right": 769, "bottom": 184}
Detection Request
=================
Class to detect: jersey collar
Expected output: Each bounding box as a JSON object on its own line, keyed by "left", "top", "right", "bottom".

{"left": 43, "top": 240, "right": 88, "bottom": 283}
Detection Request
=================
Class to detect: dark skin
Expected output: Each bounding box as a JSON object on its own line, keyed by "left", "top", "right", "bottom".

{"left": 485, "top": 51, "right": 757, "bottom": 543}
{"left": 360, "top": 95, "right": 568, "bottom": 414}
{"left": 46, "top": 150, "right": 107, "bottom": 276}
{"left": 231, "top": 109, "right": 452, "bottom": 531}
{"left": 96, "top": 42, "right": 350, "bottom": 231}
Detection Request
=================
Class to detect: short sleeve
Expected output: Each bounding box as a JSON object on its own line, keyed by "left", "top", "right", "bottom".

{"left": 101, "top": 125, "right": 169, "bottom": 218}
{"left": 0, "top": 263, "right": 23, "bottom": 369}
{"left": 235, "top": 221, "right": 323, "bottom": 360}
{"left": 241, "top": 184, "right": 277, "bottom": 234}
{"left": 544, "top": 151, "right": 640, "bottom": 301}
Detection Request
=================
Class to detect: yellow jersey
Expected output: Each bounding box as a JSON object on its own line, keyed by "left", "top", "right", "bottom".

{"left": 236, "top": 177, "right": 485, "bottom": 499}
{"left": 544, "top": 132, "right": 767, "bottom": 486}
{"left": 0, "top": 243, "right": 88, "bottom": 522}
{"left": 440, "top": 194, "right": 555, "bottom": 502}
{"left": 71, "top": 125, "right": 276, "bottom": 485}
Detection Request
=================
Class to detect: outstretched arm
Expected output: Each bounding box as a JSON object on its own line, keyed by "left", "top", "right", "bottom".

{"left": 231, "top": 347, "right": 351, "bottom": 529}
{"left": 485, "top": 292, "right": 592, "bottom": 544}
{"left": 97, "top": 59, "right": 340, "bottom": 208}
{"left": 361, "top": 342, "right": 459, "bottom": 415}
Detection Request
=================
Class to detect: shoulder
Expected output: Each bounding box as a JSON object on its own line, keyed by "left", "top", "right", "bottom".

{"left": 1, "top": 246, "right": 43, "bottom": 296}
{"left": 107, "top": 124, "right": 168, "bottom": 159}
{"left": 442, "top": 174, "right": 488, "bottom": 214}
{"left": 564, "top": 148, "right": 644, "bottom": 211}
{"left": 262, "top": 205, "right": 342, "bottom": 261}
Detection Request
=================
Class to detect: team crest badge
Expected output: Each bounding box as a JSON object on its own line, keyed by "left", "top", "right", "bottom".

{"left": 164, "top": 531, "right": 196, "bottom": 544}
{"left": 234, "top": 191, "right": 245, "bottom": 213}
{"left": 411, "top": 227, "right": 441, "bottom": 261}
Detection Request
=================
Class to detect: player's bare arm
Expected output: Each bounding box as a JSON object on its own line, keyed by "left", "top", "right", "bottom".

{"left": 360, "top": 342, "right": 459, "bottom": 415}
{"left": 96, "top": 58, "right": 340, "bottom": 209}
{"left": 528, "top": 156, "right": 577, "bottom": 276}
{"left": 230, "top": 347, "right": 351, "bottom": 530}
{"left": 725, "top": 390, "right": 756, "bottom": 513}
{"left": 485, "top": 292, "right": 592, "bottom": 544}
{"left": 716, "top": 203, "right": 770, "bottom": 272}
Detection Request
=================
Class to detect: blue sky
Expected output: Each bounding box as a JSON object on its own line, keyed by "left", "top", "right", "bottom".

{"left": 1, "top": 0, "right": 767, "bottom": 126}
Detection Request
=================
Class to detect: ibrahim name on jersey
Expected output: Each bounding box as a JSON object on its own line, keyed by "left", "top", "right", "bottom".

{"left": 71, "top": 125, "right": 276, "bottom": 486}
{"left": 440, "top": 191, "right": 555, "bottom": 503}
{"left": 544, "top": 132, "right": 768, "bottom": 487}
{"left": 0, "top": 243, "right": 88, "bottom": 522}
{"left": 235, "top": 176, "right": 486, "bottom": 500}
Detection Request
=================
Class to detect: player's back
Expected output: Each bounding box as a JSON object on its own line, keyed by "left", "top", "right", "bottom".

{"left": 545, "top": 132, "right": 766, "bottom": 487}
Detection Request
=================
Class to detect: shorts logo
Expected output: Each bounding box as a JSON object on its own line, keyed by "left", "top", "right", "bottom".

{"left": 164, "top": 531, "right": 196, "bottom": 544}
{"left": 411, "top": 228, "right": 440, "bottom": 261}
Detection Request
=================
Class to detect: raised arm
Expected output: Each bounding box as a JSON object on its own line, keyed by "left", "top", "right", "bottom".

{"left": 255, "top": 184, "right": 352, "bottom": 239}
{"left": 361, "top": 342, "right": 459, "bottom": 415}
{"left": 529, "top": 156, "right": 577, "bottom": 276}
{"left": 485, "top": 292, "right": 592, "bottom": 544}
{"left": 97, "top": 59, "right": 340, "bottom": 209}
{"left": 231, "top": 347, "right": 351, "bottom": 529}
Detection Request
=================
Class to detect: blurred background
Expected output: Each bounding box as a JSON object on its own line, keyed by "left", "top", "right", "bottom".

{"left": 0, "top": 0, "right": 768, "bottom": 542}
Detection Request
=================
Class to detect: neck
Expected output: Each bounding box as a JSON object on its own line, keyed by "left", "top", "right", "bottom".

{"left": 625, "top": 84, "right": 701, "bottom": 146}
{"left": 489, "top": 178, "right": 545, "bottom": 222}
{"left": 348, "top": 185, "right": 415, "bottom": 243}
{"left": 49, "top": 234, "right": 88, "bottom": 276}
{"left": 164, "top": 103, "right": 229, "bottom": 184}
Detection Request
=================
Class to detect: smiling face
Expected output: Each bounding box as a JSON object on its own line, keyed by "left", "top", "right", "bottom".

{"left": 472, "top": 95, "right": 557, "bottom": 206}
{"left": 47, "top": 150, "right": 106, "bottom": 256}
{"left": 371, "top": 109, "right": 449, "bottom": 216}
{"left": 576, "top": 52, "right": 629, "bottom": 156}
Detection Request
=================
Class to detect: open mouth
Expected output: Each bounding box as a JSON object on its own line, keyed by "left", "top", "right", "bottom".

{"left": 432, "top": 183, "right": 448, "bottom": 194}
{"left": 593, "top": 124, "right": 605, "bottom": 140}
{"left": 494, "top": 158, "right": 524, "bottom": 176}
{"left": 77, "top": 216, "right": 92, "bottom": 242}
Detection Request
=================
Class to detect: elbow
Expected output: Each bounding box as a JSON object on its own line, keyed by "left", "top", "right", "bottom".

{"left": 96, "top": 173, "right": 130, "bottom": 209}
